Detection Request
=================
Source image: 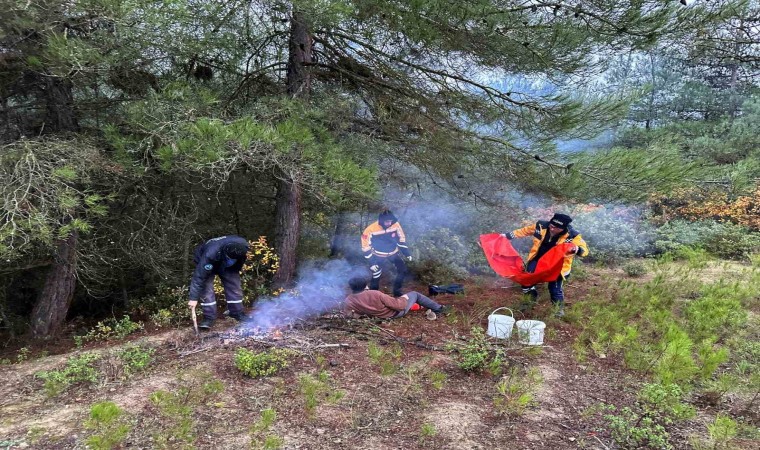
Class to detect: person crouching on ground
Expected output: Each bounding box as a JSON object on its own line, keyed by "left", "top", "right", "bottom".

{"left": 187, "top": 235, "right": 253, "bottom": 330}
{"left": 502, "top": 213, "right": 589, "bottom": 317}
{"left": 342, "top": 277, "right": 451, "bottom": 320}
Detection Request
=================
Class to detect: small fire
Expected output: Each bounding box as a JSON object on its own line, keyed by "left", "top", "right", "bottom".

{"left": 271, "top": 329, "right": 283, "bottom": 340}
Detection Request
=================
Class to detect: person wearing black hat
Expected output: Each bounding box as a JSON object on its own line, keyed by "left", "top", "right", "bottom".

{"left": 187, "top": 235, "right": 253, "bottom": 330}
{"left": 360, "top": 209, "right": 412, "bottom": 297}
{"left": 502, "top": 213, "right": 589, "bottom": 317}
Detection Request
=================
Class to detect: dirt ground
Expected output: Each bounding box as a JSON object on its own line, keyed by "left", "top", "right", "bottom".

{"left": 0, "top": 269, "right": 755, "bottom": 449}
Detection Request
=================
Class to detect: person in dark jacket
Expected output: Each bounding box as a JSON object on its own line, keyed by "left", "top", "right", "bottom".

{"left": 342, "top": 277, "right": 451, "bottom": 320}
{"left": 361, "top": 209, "right": 412, "bottom": 297}
{"left": 187, "top": 235, "right": 251, "bottom": 330}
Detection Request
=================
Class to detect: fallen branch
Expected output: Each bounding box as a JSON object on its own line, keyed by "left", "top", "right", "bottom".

{"left": 592, "top": 435, "right": 610, "bottom": 450}
{"left": 179, "top": 346, "right": 214, "bottom": 357}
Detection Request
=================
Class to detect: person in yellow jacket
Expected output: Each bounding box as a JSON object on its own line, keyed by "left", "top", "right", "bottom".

{"left": 361, "top": 210, "right": 412, "bottom": 297}
{"left": 503, "top": 213, "right": 589, "bottom": 317}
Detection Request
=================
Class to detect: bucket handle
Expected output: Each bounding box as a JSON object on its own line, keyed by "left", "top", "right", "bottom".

{"left": 490, "top": 307, "right": 514, "bottom": 318}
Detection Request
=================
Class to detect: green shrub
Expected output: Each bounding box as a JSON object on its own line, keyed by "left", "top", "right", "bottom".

{"left": 702, "top": 223, "right": 760, "bottom": 260}
{"left": 130, "top": 285, "right": 191, "bottom": 328}
{"left": 429, "top": 370, "right": 447, "bottom": 390}
{"left": 638, "top": 383, "right": 695, "bottom": 421}
{"left": 298, "top": 374, "right": 322, "bottom": 417}
{"left": 149, "top": 375, "right": 224, "bottom": 448}
{"left": 367, "top": 342, "right": 401, "bottom": 376}
{"left": 118, "top": 345, "right": 155, "bottom": 376}
{"left": 655, "top": 220, "right": 759, "bottom": 260}
{"left": 16, "top": 347, "right": 30, "bottom": 363}
{"left": 573, "top": 268, "right": 747, "bottom": 387}
{"left": 604, "top": 383, "right": 694, "bottom": 450}
{"left": 691, "top": 414, "right": 740, "bottom": 450}
{"left": 412, "top": 227, "right": 470, "bottom": 284}
{"left": 623, "top": 261, "right": 647, "bottom": 277}
{"left": 84, "top": 401, "right": 131, "bottom": 450}
{"left": 750, "top": 253, "right": 760, "bottom": 267}
{"left": 457, "top": 327, "right": 502, "bottom": 373}
{"left": 35, "top": 352, "right": 101, "bottom": 396}
{"left": 683, "top": 293, "right": 747, "bottom": 344}
{"left": 493, "top": 367, "right": 542, "bottom": 416}
{"left": 83, "top": 315, "right": 143, "bottom": 342}
{"left": 606, "top": 407, "right": 672, "bottom": 450}
{"left": 708, "top": 414, "right": 738, "bottom": 443}
{"left": 419, "top": 423, "right": 437, "bottom": 443}
{"left": 234, "top": 348, "right": 291, "bottom": 378}
{"left": 250, "top": 408, "right": 283, "bottom": 450}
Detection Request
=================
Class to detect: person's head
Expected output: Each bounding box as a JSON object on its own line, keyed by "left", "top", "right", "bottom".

{"left": 378, "top": 209, "right": 397, "bottom": 228}
{"left": 223, "top": 242, "right": 249, "bottom": 260}
{"left": 348, "top": 276, "right": 368, "bottom": 293}
{"left": 548, "top": 213, "right": 572, "bottom": 236}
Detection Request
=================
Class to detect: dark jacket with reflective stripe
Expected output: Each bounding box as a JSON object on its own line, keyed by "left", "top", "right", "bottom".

{"left": 189, "top": 235, "right": 248, "bottom": 300}
{"left": 361, "top": 221, "right": 411, "bottom": 258}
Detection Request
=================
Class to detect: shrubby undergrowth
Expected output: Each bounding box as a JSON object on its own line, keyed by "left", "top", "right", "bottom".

{"left": 570, "top": 257, "right": 758, "bottom": 448}
{"left": 655, "top": 219, "right": 759, "bottom": 260}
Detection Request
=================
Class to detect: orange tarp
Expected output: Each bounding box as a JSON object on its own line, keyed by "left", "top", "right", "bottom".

{"left": 479, "top": 233, "right": 571, "bottom": 286}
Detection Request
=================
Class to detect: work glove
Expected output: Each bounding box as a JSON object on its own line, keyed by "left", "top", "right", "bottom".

{"left": 499, "top": 233, "right": 512, "bottom": 240}
{"left": 188, "top": 300, "right": 198, "bottom": 308}
{"left": 406, "top": 255, "right": 413, "bottom": 262}
{"left": 566, "top": 245, "right": 578, "bottom": 255}
{"left": 369, "top": 264, "right": 380, "bottom": 273}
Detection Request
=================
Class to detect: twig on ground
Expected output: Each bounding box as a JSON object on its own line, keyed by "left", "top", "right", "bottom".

{"left": 179, "top": 346, "right": 214, "bottom": 357}
{"left": 592, "top": 434, "right": 610, "bottom": 450}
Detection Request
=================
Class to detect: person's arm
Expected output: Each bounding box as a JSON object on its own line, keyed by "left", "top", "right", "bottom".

{"left": 504, "top": 224, "right": 535, "bottom": 240}
{"left": 379, "top": 292, "right": 408, "bottom": 311}
{"left": 361, "top": 224, "right": 374, "bottom": 260}
{"left": 188, "top": 253, "right": 214, "bottom": 304}
{"left": 396, "top": 223, "right": 412, "bottom": 259}
{"left": 570, "top": 234, "right": 589, "bottom": 257}
{"left": 341, "top": 298, "right": 361, "bottom": 318}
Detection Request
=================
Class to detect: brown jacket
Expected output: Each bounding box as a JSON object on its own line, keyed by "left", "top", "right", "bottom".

{"left": 344, "top": 290, "right": 407, "bottom": 319}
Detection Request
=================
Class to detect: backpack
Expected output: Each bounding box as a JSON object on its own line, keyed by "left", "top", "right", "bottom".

{"left": 428, "top": 283, "right": 465, "bottom": 296}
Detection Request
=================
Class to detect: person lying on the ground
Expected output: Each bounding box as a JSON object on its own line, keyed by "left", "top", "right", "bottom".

{"left": 342, "top": 276, "right": 451, "bottom": 320}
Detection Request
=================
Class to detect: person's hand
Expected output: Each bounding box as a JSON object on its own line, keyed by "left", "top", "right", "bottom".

{"left": 188, "top": 300, "right": 198, "bottom": 308}
{"left": 566, "top": 245, "right": 578, "bottom": 255}
{"left": 406, "top": 255, "right": 413, "bottom": 262}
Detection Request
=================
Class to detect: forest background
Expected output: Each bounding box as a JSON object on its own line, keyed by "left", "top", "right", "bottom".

{"left": 1, "top": 1, "right": 759, "bottom": 449}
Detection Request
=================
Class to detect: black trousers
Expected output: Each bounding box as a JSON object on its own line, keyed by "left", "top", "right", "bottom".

{"left": 368, "top": 253, "right": 408, "bottom": 297}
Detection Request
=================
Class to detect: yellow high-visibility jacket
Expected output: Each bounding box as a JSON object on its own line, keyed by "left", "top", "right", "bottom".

{"left": 361, "top": 221, "right": 410, "bottom": 259}
{"left": 507, "top": 220, "right": 589, "bottom": 277}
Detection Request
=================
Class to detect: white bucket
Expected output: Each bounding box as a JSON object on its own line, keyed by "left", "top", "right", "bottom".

{"left": 487, "top": 308, "right": 515, "bottom": 339}
{"left": 516, "top": 320, "right": 546, "bottom": 345}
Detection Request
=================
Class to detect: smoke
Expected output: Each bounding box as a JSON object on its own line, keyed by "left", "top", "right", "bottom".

{"left": 246, "top": 258, "right": 365, "bottom": 329}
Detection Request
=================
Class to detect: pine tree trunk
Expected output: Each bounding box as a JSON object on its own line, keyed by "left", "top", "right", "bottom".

{"left": 272, "top": 173, "right": 302, "bottom": 288}
{"left": 43, "top": 76, "right": 79, "bottom": 132}
{"left": 272, "top": 10, "right": 311, "bottom": 288}
{"left": 285, "top": 11, "right": 312, "bottom": 99}
{"left": 30, "top": 75, "right": 80, "bottom": 337}
{"left": 31, "top": 231, "right": 78, "bottom": 337}
{"left": 329, "top": 211, "right": 348, "bottom": 258}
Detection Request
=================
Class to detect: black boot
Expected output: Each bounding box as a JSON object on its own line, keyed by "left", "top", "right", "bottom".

{"left": 198, "top": 318, "right": 214, "bottom": 330}
{"left": 229, "top": 312, "right": 254, "bottom": 323}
